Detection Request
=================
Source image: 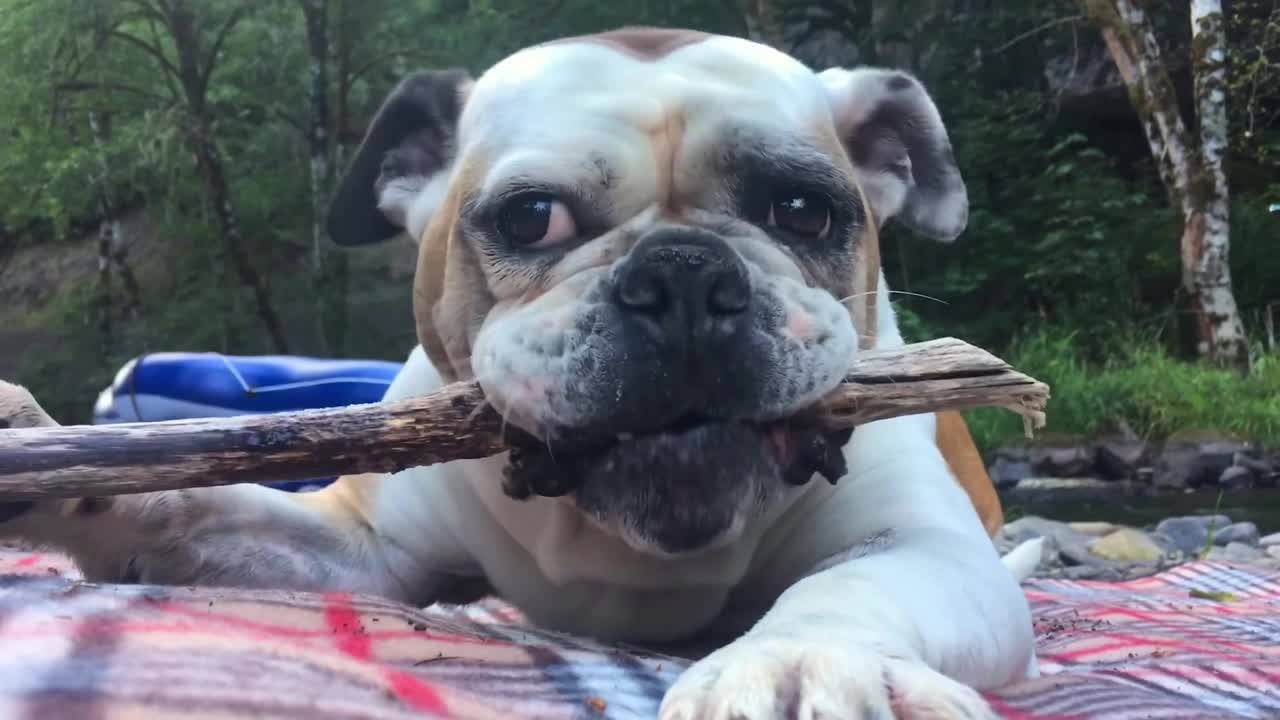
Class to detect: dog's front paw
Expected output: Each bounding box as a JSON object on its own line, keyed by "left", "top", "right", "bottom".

{"left": 658, "top": 632, "right": 997, "bottom": 720}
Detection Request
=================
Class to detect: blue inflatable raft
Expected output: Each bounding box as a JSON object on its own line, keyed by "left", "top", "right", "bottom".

{"left": 93, "top": 352, "right": 405, "bottom": 492}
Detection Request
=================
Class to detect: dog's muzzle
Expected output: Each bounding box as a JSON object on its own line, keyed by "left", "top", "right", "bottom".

{"left": 599, "top": 228, "right": 757, "bottom": 435}
{"left": 499, "top": 227, "right": 853, "bottom": 554}
{"left": 613, "top": 228, "right": 751, "bottom": 352}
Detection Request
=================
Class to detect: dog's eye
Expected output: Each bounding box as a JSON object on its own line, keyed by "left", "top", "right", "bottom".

{"left": 769, "top": 191, "right": 832, "bottom": 240}
{"left": 496, "top": 192, "right": 576, "bottom": 248}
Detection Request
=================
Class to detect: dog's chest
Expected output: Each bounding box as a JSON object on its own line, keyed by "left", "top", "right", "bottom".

{"left": 436, "top": 460, "right": 761, "bottom": 643}
{"left": 501, "top": 573, "right": 733, "bottom": 645}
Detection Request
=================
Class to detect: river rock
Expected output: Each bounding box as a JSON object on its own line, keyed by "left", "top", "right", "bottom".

{"left": 1234, "top": 451, "right": 1278, "bottom": 488}
{"left": 1207, "top": 542, "right": 1266, "bottom": 564}
{"left": 1213, "top": 522, "right": 1260, "bottom": 547}
{"left": 1002, "top": 517, "right": 1117, "bottom": 571}
{"left": 1069, "top": 521, "right": 1120, "bottom": 537}
{"left": 1095, "top": 437, "right": 1148, "bottom": 481}
{"left": 1155, "top": 432, "right": 1252, "bottom": 489}
{"left": 1148, "top": 531, "right": 1184, "bottom": 557}
{"left": 1218, "top": 465, "right": 1256, "bottom": 489}
{"left": 1233, "top": 451, "right": 1271, "bottom": 473}
{"left": 1057, "top": 565, "right": 1128, "bottom": 581}
{"left": 1012, "top": 477, "right": 1112, "bottom": 492}
{"left": 1153, "top": 515, "right": 1232, "bottom": 555}
{"left": 1002, "top": 516, "right": 1093, "bottom": 548}
{"left": 988, "top": 449, "right": 1033, "bottom": 489}
{"left": 1087, "top": 528, "right": 1165, "bottom": 563}
{"left": 1260, "top": 532, "right": 1280, "bottom": 548}
{"left": 1029, "top": 439, "right": 1095, "bottom": 477}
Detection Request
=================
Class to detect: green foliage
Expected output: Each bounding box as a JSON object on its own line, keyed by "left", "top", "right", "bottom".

{"left": 1227, "top": 0, "right": 1280, "bottom": 172}
{"left": 0, "top": 0, "right": 1277, "bottom": 436}
{"left": 964, "top": 326, "right": 1280, "bottom": 452}
{"left": 873, "top": 6, "right": 1277, "bottom": 365}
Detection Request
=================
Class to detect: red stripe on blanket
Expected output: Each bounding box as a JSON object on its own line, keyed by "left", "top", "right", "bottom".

{"left": 386, "top": 670, "right": 449, "bottom": 715}
{"left": 324, "top": 592, "right": 448, "bottom": 716}
{"left": 12, "top": 554, "right": 40, "bottom": 568}
{"left": 323, "top": 591, "right": 372, "bottom": 658}
{"left": 1050, "top": 632, "right": 1244, "bottom": 663}
{"left": 159, "top": 598, "right": 482, "bottom": 644}
{"left": 1094, "top": 606, "right": 1272, "bottom": 651}
{"left": 985, "top": 695, "right": 1079, "bottom": 720}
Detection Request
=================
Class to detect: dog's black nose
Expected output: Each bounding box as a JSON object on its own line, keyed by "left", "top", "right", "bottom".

{"left": 613, "top": 228, "right": 751, "bottom": 345}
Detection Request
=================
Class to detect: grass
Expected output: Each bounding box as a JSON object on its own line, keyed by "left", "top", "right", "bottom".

{"left": 1200, "top": 489, "right": 1225, "bottom": 560}
{"left": 964, "top": 329, "right": 1280, "bottom": 453}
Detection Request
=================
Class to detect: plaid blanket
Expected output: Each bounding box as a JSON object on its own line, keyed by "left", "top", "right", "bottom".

{"left": 0, "top": 549, "right": 1276, "bottom": 720}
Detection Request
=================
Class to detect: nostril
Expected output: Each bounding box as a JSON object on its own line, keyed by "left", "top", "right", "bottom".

{"left": 707, "top": 270, "right": 749, "bottom": 315}
{"left": 616, "top": 266, "right": 666, "bottom": 313}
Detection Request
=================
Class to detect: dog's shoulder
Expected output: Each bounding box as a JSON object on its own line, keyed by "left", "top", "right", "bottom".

{"left": 743, "top": 409, "right": 997, "bottom": 593}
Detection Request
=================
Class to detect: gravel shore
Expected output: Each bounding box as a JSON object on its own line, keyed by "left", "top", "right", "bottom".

{"left": 997, "top": 513, "right": 1280, "bottom": 580}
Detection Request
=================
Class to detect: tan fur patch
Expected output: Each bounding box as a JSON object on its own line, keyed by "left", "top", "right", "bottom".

{"left": 0, "top": 382, "right": 58, "bottom": 429}
{"left": 59, "top": 497, "right": 114, "bottom": 518}
{"left": 935, "top": 410, "right": 1003, "bottom": 537}
{"left": 651, "top": 106, "right": 687, "bottom": 214}
{"left": 295, "top": 472, "right": 382, "bottom": 532}
{"left": 848, "top": 182, "right": 880, "bottom": 351}
{"left": 413, "top": 152, "right": 492, "bottom": 382}
{"left": 541, "top": 26, "right": 713, "bottom": 61}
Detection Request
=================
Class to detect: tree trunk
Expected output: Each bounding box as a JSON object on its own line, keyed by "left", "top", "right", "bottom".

{"left": 300, "top": 0, "right": 330, "bottom": 272}
{"left": 328, "top": 0, "right": 358, "bottom": 355}
{"left": 871, "top": 0, "right": 947, "bottom": 69}
{"left": 87, "top": 111, "right": 122, "bottom": 359}
{"left": 299, "top": 0, "right": 348, "bottom": 355}
{"left": 165, "top": 0, "right": 290, "bottom": 354}
{"left": 87, "top": 111, "right": 142, "bottom": 325}
{"left": 111, "top": 241, "right": 144, "bottom": 322}
{"left": 1082, "top": 0, "right": 1250, "bottom": 371}
{"left": 740, "top": 0, "right": 787, "bottom": 50}
{"left": 93, "top": 198, "right": 114, "bottom": 359}
{"left": 187, "top": 121, "right": 291, "bottom": 354}
{"left": 1188, "top": 0, "right": 1248, "bottom": 371}
{"left": 334, "top": 0, "right": 352, "bottom": 173}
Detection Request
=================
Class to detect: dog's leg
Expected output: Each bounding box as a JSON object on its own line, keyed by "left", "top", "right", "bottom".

{"left": 0, "top": 375, "right": 467, "bottom": 605}
{"left": 659, "top": 414, "right": 1037, "bottom": 720}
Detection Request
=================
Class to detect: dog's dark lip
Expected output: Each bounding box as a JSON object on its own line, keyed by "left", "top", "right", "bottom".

{"left": 502, "top": 415, "right": 851, "bottom": 500}
{"left": 614, "top": 412, "right": 776, "bottom": 440}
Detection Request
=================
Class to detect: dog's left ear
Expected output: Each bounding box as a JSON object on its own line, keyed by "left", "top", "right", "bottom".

{"left": 327, "top": 68, "right": 473, "bottom": 247}
{"left": 818, "top": 68, "right": 968, "bottom": 242}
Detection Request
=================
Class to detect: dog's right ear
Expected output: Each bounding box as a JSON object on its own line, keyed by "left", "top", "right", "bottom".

{"left": 327, "top": 69, "right": 473, "bottom": 246}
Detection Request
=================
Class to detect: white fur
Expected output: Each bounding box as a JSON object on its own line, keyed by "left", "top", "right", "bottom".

{"left": 470, "top": 259, "right": 859, "bottom": 440}
{"left": 817, "top": 67, "right": 969, "bottom": 241}
{"left": 392, "top": 288, "right": 1040, "bottom": 716}
{"left": 1003, "top": 537, "right": 1046, "bottom": 582}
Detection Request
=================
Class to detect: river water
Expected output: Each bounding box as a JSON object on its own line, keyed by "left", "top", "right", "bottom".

{"left": 1001, "top": 487, "right": 1280, "bottom": 533}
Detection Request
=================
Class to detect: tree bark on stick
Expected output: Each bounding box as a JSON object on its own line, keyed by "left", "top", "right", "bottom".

{"left": 1082, "top": 0, "right": 1249, "bottom": 372}
{"left": 0, "top": 338, "right": 1048, "bottom": 502}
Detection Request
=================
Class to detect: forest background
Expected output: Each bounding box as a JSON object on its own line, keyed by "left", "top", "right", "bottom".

{"left": 0, "top": 0, "right": 1277, "bottom": 456}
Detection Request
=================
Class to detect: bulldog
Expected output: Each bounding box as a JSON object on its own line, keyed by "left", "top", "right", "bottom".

{"left": 0, "top": 27, "right": 1041, "bottom": 719}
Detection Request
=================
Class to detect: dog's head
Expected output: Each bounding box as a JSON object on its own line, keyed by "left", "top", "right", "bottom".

{"left": 328, "top": 27, "right": 967, "bottom": 557}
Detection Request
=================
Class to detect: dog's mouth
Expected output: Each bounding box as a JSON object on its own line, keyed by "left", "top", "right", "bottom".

{"left": 501, "top": 413, "right": 852, "bottom": 501}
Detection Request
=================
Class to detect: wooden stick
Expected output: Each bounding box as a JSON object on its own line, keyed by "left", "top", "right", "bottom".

{"left": 0, "top": 338, "right": 1048, "bottom": 501}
